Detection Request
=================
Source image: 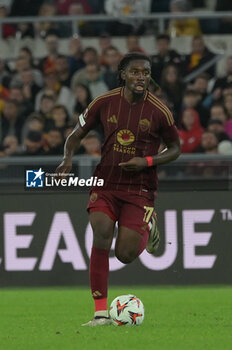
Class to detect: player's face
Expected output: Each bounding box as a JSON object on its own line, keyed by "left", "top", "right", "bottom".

{"left": 124, "top": 60, "right": 151, "bottom": 95}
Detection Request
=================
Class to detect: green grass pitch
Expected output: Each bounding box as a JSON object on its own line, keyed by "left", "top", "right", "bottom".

{"left": 0, "top": 286, "right": 231, "bottom": 350}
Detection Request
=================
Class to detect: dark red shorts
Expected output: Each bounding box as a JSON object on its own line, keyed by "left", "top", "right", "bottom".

{"left": 87, "top": 190, "right": 155, "bottom": 238}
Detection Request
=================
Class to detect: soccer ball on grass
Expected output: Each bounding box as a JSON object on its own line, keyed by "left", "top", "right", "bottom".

{"left": 109, "top": 294, "right": 144, "bottom": 326}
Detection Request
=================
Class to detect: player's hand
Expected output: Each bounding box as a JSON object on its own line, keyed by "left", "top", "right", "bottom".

{"left": 55, "top": 160, "right": 72, "bottom": 179}
{"left": 119, "top": 157, "right": 147, "bottom": 172}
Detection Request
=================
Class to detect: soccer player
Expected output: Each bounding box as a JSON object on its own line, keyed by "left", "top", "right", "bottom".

{"left": 56, "top": 52, "right": 181, "bottom": 326}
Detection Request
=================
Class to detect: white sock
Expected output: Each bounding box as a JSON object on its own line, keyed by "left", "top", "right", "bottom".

{"left": 94, "top": 310, "right": 109, "bottom": 318}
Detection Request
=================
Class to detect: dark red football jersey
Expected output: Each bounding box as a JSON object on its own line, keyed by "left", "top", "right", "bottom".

{"left": 79, "top": 87, "right": 179, "bottom": 194}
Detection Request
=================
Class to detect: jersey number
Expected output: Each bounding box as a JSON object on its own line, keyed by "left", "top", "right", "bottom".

{"left": 143, "top": 206, "right": 154, "bottom": 223}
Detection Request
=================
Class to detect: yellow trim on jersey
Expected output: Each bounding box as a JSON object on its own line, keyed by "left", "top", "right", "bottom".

{"left": 88, "top": 88, "right": 121, "bottom": 110}
{"left": 147, "top": 93, "right": 174, "bottom": 126}
{"left": 148, "top": 95, "right": 174, "bottom": 126}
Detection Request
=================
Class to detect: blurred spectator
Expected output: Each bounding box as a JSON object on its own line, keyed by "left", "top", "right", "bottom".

{"left": 9, "top": 84, "right": 34, "bottom": 118}
{"left": 160, "top": 63, "right": 184, "bottom": 121}
{"left": 10, "top": 0, "right": 43, "bottom": 16}
{"left": 56, "top": 0, "right": 92, "bottom": 14}
{"left": 34, "top": 2, "right": 60, "bottom": 38}
{"left": 103, "top": 46, "right": 121, "bottom": 90}
{"left": 209, "top": 103, "right": 228, "bottom": 124}
{"left": 0, "top": 57, "right": 10, "bottom": 89}
{"left": 192, "top": 73, "right": 212, "bottom": 111}
{"left": 179, "top": 108, "right": 204, "bottom": 153}
{"left": 207, "top": 119, "right": 230, "bottom": 142}
{"left": 50, "top": 104, "right": 69, "bottom": 131}
{"left": 181, "top": 88, "right": 209, "bottom": 129}
{"left": 99, "top": 33, "right": 113, "bottom": 66}
{"left": 23, "top": 112, "right": 43, "bottom": 139}
{"left": 215, "top": 0, "right": 232, "bottom": 34}
{"left": 222, "top": 83, "right": 232, "bottom": 99}
{"left": 81, "top": 130, "right": 101, "bottom": 156}
{"left": 151, "top": 34, "right": 182, "bottom": 84}
{"left": 184, "top": 36, "right": 215, "bottom": 77}
{"left": 11, "top": 56, "right": 43, "bottom": 89}
{"left": 126, "top": 35, "right": 146, "bottom": 54}
{"left": 21, "top": 112, "right": 45, "bottom": 142}
{"left": 71, "top": 47, "right": 100, "bottom": 91}
{"left": 44, "top": 127, "right": 64, "bottom": 155}
{"left": 0, "top": 57, "right": 10, "bottom": 112}
{"left": 27, "top": 113, "right": 45, "bottom": 132}
{"left": 12, "top": 53, "right": 43, "bottom": 88}
{"left": 200, "top": 131, "right": 219, "bottom": 154}
{"left": 35, "top": 72, "right": 75, "bottom": 115}
{"left": 2, "top": 135, "right": 19, "bottom": 156}
{"left": 212, "top": 56, "right": 232, "bottom": 98}
{"left": 218, "top": 140, "right": 232, "bottom": 155}
{"left": 84, "top": 63, "right": 108, "bottom": 99}
{"left": 15, "top": 23, "right": 34, "bottom": 39}
{"left": 74, "top": 83, "right": 92, "bottom": 118}
{"left": 20, "top": 68, "right": 41, "bottom": 105}
{"left": 104, "top": 0, "right": 151, "bottom": 35}
{"left": 224, "top": 120, "right": 232, "bottom": 139}
{"left": 0, "top": 1, "right": 16, "bottom": 39}
{"left": 67, "top": 36, "right": 85, "bottom": 75}
{"left": 19, "top": 130, "right": 45, "bottom": 156}
{"left": 39, "top": 34, "right": 60, "bottom": 74}
{"left": 0, "top": 99, "right": 23, "bottom": 143}
{"left": 223, "top": 94, "right": 232, "bottom": 120}
{"left": 55, "top": 55, "right": 72, "bottom": 87}
{"left": 168, "top": 0, "right": 202, "bottom": 37}
{"left": 38, "top": 94, "right": 56, "bottom": 121}
{"left": 0, "top": 84, "right": 9, "bottom": 113}
{"left": 18, "top": 47, "right": 36, "bottom": 69}
{"left": 66, "top": 1, "right": 94, "bottom": 36}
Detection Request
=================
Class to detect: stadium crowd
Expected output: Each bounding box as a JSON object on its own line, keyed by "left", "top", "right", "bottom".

{"left": 0, "top": 0, "right": 232, "bottom": 157}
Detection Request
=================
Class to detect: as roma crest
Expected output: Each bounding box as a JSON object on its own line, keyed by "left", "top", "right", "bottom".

{"left": 139, "top": 119, "right": 150, "bottom": 132}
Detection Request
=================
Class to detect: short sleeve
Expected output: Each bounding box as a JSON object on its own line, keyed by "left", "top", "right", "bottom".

{"left": 159, "top": 108, "right": 179, "bottom": 143}
{"left": 78, "top": 97, "right": 101, "bottom": 133}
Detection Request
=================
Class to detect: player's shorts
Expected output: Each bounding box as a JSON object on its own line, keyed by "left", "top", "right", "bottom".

{"left": 87, "top": 189, "right": 155, "bottom": 239}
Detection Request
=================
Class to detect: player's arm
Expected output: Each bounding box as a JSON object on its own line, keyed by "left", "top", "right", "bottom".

{"left": 118, "top": 138, "right": 180, "bottom": 171}
{"left": 119, "top": 109, "right": 181, "bottom": 171}
{"left": 56, "top": 98, "right": 101, "bottom": 176}
{"left": 150, "top": 137, "right": 181, "bottom": 166}
{"left": 56, "top": 123, "right": 87, "bottom": 176}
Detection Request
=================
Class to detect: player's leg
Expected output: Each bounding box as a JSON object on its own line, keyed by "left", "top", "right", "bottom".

{"left": 146, "top": 211, "right": 160, "bottom": 254}
{"left": 115, "top": 193, "right": 158, "bottom": 262}
{"left": 82, "top": 211, "right": 115, "bottom": 326}
{"left": 83, "top": 190, "right": 119, "bottom": 326}
{"left": 90, "top": 210, "right": 115, "bottom": 308}
{"left": 115, "top": 226, "right": 145, "bottom": 264}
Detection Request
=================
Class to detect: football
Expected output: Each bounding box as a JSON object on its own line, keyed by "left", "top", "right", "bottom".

{"left": 109, "top": 294, "right": 145, "bottom": 326}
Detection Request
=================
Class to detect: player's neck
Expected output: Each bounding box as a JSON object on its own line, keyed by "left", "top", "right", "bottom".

{"left": 123, "top": 86, "right": 145, "bottom": 104}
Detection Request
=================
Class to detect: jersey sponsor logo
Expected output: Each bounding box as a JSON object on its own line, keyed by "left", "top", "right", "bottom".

{"left": 107, "top": 114, "right": 117, "bottom": 123}
{"left": 79, "top": 108, "right": 88, "bottom": 127}
{"left": 139, "top": 118, "right": 150, "bottom": 131}
{"left": 113, "top": 144, "right": 136, "bottom": 155}
{"left": 117, "top": 129, "right": 135, "bottom": 146}
{"left": 90, "top": 192, "right": 98, "bottom": 203}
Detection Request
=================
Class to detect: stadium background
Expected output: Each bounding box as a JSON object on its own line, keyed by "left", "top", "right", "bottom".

{"left": 0, "top": 1, "right": 231, "bottom": 349}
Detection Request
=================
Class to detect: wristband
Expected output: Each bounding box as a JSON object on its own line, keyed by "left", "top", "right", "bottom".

{"left": 145, "top": 156, "right": 153, "bottom": 167}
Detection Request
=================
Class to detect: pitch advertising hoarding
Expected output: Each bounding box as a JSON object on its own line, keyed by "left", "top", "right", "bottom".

{"left": 0, "top": 191, "right": 231, "bottom": 286}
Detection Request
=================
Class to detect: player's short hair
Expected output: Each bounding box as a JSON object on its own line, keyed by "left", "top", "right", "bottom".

{"left": 118, "top": 52, "right": 152, "bottom": 86}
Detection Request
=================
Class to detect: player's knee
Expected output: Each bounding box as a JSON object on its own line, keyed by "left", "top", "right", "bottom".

{"left": 115, "top": 249, "right": 137, "bottom": 264}
{"left": 92, "top": 226, "right": 113, "bottom": 249}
